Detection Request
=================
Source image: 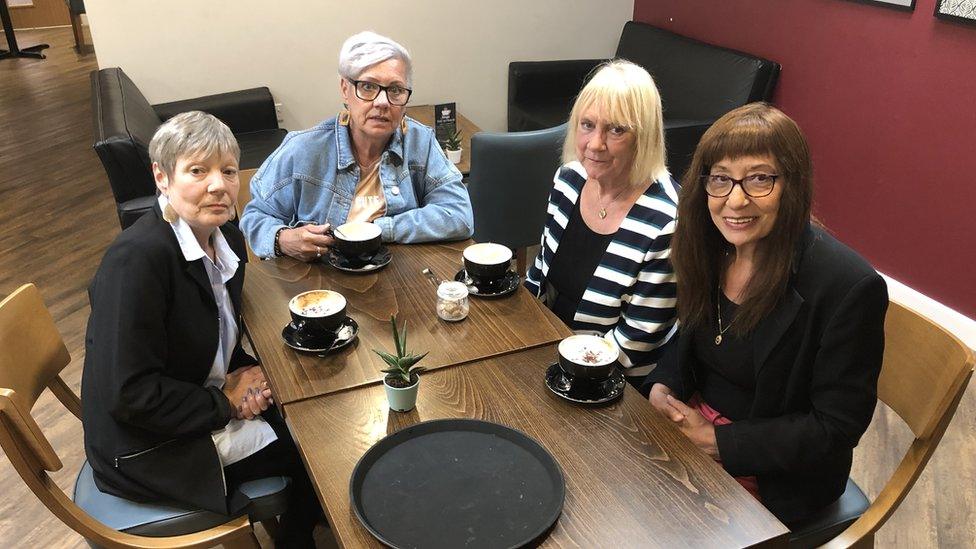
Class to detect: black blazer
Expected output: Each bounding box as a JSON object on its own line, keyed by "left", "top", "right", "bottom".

{"left": 641, "top": 225, "right": 888, "bottom": 525}
{"left": 82, "top": 206, "right": 255, "bottom": 514}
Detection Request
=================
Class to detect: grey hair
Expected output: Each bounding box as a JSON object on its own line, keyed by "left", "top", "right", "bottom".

{"left": 338, "top": 31, "right": 413, "bottom": 87}
{"left": 149, "top": 111, "right": 240, "bottom": 177}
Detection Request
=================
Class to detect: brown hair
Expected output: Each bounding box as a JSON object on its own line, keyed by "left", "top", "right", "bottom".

{"left": 672, "top": 103, "right": 813, "bottom": 335}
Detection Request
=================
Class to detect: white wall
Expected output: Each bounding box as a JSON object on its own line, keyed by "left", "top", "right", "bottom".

{"left": 84, "top": 0, "right": 635, "bottom": 132}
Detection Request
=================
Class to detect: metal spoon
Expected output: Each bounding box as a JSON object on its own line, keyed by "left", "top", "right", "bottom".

{"left": 421, "top": 268, "right": 441, "bottom": 288}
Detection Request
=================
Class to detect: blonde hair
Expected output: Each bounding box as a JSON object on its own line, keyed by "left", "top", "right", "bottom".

{"left": 562, "top": 60, "right": 667, "bottom": 186}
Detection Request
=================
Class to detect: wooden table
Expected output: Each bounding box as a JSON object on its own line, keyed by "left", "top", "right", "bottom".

{"left": 286, "top": 344, "right": 790, "bottom": 548}
{"left": 242, "top": 243, "right": 788, "bottom": 547}
{"left": 406, "top": 105, "right": 480, "bottom": 175}
{"left": 242, "top": 241, "right": 570, "bottom": 404}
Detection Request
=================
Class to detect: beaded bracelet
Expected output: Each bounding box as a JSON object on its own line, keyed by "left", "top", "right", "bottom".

{"left": 273, "top": 227, "right": 286, "bottom": 257}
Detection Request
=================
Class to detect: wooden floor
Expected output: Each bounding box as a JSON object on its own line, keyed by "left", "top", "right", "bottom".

{"left": 0, "top": 27, "right": 972, "bottom": 548}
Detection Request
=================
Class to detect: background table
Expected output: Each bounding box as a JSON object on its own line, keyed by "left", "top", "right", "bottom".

{"left": 285, "top": 344, "right": 790, "bottom": 548}
{"left": 406, "top": 105, "right": 480, "bottom": 175}
{"left": 242, "top": 241, "right": 571, "bottom": 404}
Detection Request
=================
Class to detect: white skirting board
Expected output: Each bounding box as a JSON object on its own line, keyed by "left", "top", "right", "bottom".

{"left": 881, "top": 272, "right": 976, "bottom": 351}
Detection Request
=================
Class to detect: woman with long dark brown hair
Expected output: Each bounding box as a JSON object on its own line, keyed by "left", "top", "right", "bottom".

{"left": 640, "top": 103, "right": 888, "bottom": 526}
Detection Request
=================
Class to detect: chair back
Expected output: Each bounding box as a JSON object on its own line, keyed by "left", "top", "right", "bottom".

{"left": 825, "top": 300, "right": 974, "bottom": 548}
{"left": 0, "top": 284, "right": 75, "bottom": 474}
{"left": 467, "top": 124, "right": 567, "bottom": 253}
{"left": 90, "top": 68, "right": 162, "bottom": 205}
{"left": 0, "top": 284, "right": 256, "bottom": 548}
{"left": 878, "top": 301, "right": 974, "bottom": 438}
{"left": 615, "top": 21, "right": 780, "bottom": 122}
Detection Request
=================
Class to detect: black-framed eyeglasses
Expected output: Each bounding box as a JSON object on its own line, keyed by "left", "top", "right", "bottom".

{"left": 702, "top": 173, "right": 779, "bottom": 198}
{"left": 347, "top": 79, "right": 412, "bottom": 106}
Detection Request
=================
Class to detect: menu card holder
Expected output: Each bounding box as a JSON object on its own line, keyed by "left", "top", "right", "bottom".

{"left": 434, "top": 102, "right": 457, "bottom": 145}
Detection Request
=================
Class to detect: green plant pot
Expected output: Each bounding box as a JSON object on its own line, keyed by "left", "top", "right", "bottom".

{"left": 384, "top": 376, "right": 420, "bottom": 412}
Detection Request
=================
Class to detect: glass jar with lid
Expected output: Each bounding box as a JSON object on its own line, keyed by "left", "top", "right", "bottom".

{"left": 436, "top": 281, "right": 469, "bottom": 322}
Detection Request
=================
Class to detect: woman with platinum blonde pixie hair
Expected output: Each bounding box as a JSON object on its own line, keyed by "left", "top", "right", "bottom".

{"left": 241, "top": 31, "right": 473, "bottom": 261}
{"left": 525, "top": 60, "right": 679, "bottom": 385}
{"left": 83, "top": 111, "right": 322, "bottom": 547}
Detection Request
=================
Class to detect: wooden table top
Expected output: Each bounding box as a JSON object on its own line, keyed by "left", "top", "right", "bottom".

{"left": 242, "top": 240, "right": 571, "bottom": 405}
{"left": 285, "top": 343, "right": 790, "bottom": 548}
{"left": 406, "top": 105, "right": 480, "bottom": 175}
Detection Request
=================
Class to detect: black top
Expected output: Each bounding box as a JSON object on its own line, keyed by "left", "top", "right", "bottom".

{"left": 693, "top": 294, "right": 756, "bottom": 421}
{"left": 546, "top": 200, "right": 614, "bottom": 325}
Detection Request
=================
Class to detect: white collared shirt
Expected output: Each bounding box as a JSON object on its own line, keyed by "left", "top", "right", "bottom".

{"left": 159, "top": 195, "right": 277, "bottom": 467}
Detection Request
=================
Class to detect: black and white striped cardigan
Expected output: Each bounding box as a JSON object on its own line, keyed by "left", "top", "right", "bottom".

{"left": 525, "top": 162, "right": 679, "bottom": 378}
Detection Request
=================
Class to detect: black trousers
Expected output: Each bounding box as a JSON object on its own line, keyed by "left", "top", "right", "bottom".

{"left": 224, "top": 408, "right": 323, "bottom": 548}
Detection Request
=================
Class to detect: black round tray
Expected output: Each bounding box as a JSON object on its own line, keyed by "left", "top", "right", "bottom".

{"left": 350, "top": 419, "right": 565, "bottom": 549}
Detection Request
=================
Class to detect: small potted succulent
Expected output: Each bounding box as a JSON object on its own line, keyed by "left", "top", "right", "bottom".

{"left": 444, "top": 130, "right": 463, "bottom": 164}
{"left": 374, "top": 314, "right": 428, "bottom": 412}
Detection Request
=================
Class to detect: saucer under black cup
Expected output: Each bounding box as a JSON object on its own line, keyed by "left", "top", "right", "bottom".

{"left": 327, "top": 246, "right": 392, "bottom": 273}
{"left": 282, "top": 316, "right": 359, "bottom": 354}
{"left": 455, "top": 269, "right": 519, "bottom": 298}
{"left": 545, "top": 363, "right": 625, "bottom": 405}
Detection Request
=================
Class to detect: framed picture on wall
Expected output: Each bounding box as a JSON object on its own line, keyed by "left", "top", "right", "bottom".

{"left": 935, "top": 0, "right": 976, "bottom": 24}
{"left": 844, "top": 0, "right": 915, "bottom": 10}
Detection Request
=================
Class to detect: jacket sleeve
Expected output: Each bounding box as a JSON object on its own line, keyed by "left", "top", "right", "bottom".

{"left": 609, "top": 219, "right": 678, "bottom": 373}
{"left": 525, "top": 167, "right": 569, "bottom": 298}
{"left": 373, "top": 136, "right": 474, "bottom": 243}
{"left": 239, "top": 147, "right": 295, "bottom": 258}
{"left": 87, "top": 240, "right": 235, "bottom": 437}
{"left": 715, "top": 273, "right": 888, "bottom": 475}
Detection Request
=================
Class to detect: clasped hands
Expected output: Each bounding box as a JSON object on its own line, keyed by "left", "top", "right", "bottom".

{"left": 278, "top": 223, "right": 336, "bottom": 262}
{"left": 223, "top": 365, "right": 275, "bottom": 420}
{"left": 648, "top": 383, "right": 720, "bottom": 458}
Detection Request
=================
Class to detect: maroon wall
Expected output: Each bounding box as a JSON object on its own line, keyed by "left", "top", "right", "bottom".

{"left": 633, "top": 0, "right": 976, "bottom": 317}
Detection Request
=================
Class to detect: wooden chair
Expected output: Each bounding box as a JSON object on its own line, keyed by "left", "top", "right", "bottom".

{"left": 236, "top": 168, "right": 260, "bottom": 263}
{"left": 0, "top": 284, "right": 270, "bottom": 548}
{"left": 792, "top": 300, "right": 974, "bottom": 548}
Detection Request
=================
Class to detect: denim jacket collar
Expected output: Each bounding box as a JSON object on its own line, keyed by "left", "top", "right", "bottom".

{"left": 335, "top": 115, "right": 406, "bottom": 172}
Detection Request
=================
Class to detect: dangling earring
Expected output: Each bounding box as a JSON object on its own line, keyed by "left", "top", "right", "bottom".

{"left": 339, "top": 104, "right": 350, "bottom": 126}
{"left": 162, "top": 203, "right": 179, "bottom": 223}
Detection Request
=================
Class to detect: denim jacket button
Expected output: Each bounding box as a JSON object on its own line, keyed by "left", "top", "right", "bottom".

{"left": 391, "top": 186, "right": 400, "bottom": 195}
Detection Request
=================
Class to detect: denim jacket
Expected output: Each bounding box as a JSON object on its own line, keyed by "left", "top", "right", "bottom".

{"left": 241, "top": 115, "right": 474, "bottom": 258}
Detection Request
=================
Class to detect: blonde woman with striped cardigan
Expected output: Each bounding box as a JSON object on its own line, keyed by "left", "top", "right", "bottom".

{"left": 525, "top": 60, "right": 679, "bottom": 384}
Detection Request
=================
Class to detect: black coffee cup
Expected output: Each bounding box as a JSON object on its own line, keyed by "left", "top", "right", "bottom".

{"left": 462, "top": 243, "right": 512, "bottom": 284}
{"left": 288, "top": 290, "right": 347, "bottom": 343}
{"left": 332, "top": 222, "right": 382, "bottom": 258}
{"left": 557, "top": 335, "right": 620, "bottom": 382}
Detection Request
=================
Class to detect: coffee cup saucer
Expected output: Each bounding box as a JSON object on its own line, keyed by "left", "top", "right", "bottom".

{"left": 454, "top": 269, "right": 520, "bottom": 298}
{"left": 326, "top": 246, "right": 392, "bottom": 273}
{"left": 544, "top": 363, "right": 625, "bottom": 405}
{"left": 281, "top": 316, "right": 359, "bottom": 354}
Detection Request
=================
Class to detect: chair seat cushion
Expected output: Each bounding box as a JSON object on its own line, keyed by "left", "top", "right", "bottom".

{"left": 73, "top": 460, "right": 290, "bottom": 537}
{"left": 788, "top": 477, "right": 870, "bottom": 548}
{"left": 238, "top": 129, "right": 288, "bottom": 170}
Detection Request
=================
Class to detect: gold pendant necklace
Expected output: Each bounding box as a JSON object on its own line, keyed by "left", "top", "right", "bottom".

{"left": 715, "top": 288, "right": 735, "bottom": 345}
{"left": 596, "top": 183, "right": 627, "bottom": 220}
{"left": 598, "top": 208, "right": 608, "bottom": 219}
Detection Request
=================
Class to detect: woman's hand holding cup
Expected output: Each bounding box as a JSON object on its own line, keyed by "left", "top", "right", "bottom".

{"left": 278, "top": 223, "right": 336, "bottom": 262}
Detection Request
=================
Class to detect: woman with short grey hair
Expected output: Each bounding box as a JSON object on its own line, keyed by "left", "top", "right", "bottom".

{"left": 82, "top": 110, "right": 322, "bottom": 547}
{"left": 241, "top": 31, "right": 473, "bottom": 262}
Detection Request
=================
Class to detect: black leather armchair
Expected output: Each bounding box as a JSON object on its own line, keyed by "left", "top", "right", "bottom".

{"left": 91, "top": 67, "right": 288, "bottom": 228}
{"left": 508, "top": 21, "right": 781, "bottom": 179}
